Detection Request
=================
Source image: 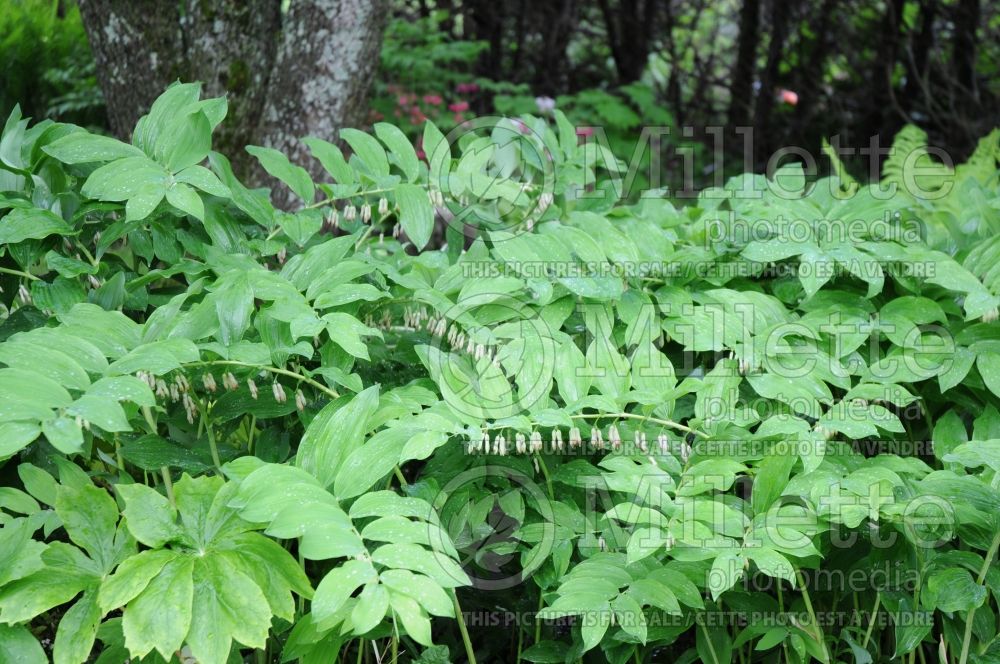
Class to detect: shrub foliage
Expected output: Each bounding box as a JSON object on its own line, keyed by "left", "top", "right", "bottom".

{"left": 0, "top": 83, "right": 999, "bottom": 663}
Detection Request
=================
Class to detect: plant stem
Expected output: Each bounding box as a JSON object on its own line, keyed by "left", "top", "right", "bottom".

{"left": 534, "top": 454, "right": 555, "bottom": 501}
{"left": 569, "top": 412, "right": 709, "bottom": 438}
{"left": 393, "top": 466, "right": 408, "bottom": 488}
{"left": 0, "top": 266, "right": 39, "bottom": 280}
{"left": 959, "top": 530, "right": 1000, "bottom": 664}
{"left": 204, "top": 416, "right": 222, "bottom": 470}
{"left": 190, "top": 359, "right": 340, "bottom": 399}
{"left": 796, "top": 569, "right": 829, "bottom": 663}
{"left": 862, "top": 591, "right": 880, "bottom": 649}
{"left": 160, "top": 466, "right": 175, "bottom": 508}
{"left": 452, "top": 590, "right": 476, "bottom": 664}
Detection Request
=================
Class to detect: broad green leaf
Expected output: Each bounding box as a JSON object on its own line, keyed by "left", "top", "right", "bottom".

{"left": 395, "top": 183, "right": 434, "bottom": 250}
{"left": 0, "top": 207, "right": 73, "bottom": 243}
{"left": 246, "top": 145, "right": 314, "bottom": 203}
{"left": 375, "top": 122, "right": 420, "bottom": 181}
{"left": 43, "top": 131, "right": 145, "bottom": 163}
{"left": 122, "top": 555, "right": 194, "bottom": 660}
{"left": 297, "top": 385, "right": 380, "bottom": 488}
{"left": 340, "top": 128, "right": 390, "bottom": 177}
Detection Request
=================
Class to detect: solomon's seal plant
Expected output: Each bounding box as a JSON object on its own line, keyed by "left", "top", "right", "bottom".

{"left": 0, "top": 81, "right": 998, "bottom": 663}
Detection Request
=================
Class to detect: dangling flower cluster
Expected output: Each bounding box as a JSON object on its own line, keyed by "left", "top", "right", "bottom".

{"left": 295, "top": 389, "right": 307, "bottom": 411}
{"left": 17, "top": 284, "right": 31, "bottom": 305}
{"left": 378, "top": 197, "right": 389, "bottom": 216}
{"left": 402, "top": 306, "right": 430, "bottom": 330}
{"left": 272, "top": 381, "right": 287, "bottom": 403}
{"left": 137, "top": 370, "right": 200, "bottom": 423}
{"left": 323, "top": 209, "right": 340, "bottom": 232}
{"left": 221, "top": 371, "right": 240, "bottom": 391}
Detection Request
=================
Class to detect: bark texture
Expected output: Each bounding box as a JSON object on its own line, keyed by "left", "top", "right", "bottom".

{"left": 257, "top": 0, "right": 388, "bottom": 176}
{"left": 78, "top": 0, "right": 387, "bottom": 193}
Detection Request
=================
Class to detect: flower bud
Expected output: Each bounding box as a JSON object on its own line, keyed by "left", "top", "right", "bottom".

{"left": 361, "top": 203, "right": 372, "bottom": 223}
{"left": 516, "top": 433, "right": 527, "bottom": 454}
{"left": 609, "top": 425, "right": 622, "bottom": 451}
{"left": 551, "top": 428, "right": 563, "bottom": 451}
{"left": 569, "top": 427, "right": 582, "bottom": 448}
{"left": 201, "top": 373, "right": 217, "bottom": 392}
{"left": 295, "top": 389, "right": 307, "bottom": 411}
{"left": 378, "top": 197, "right": 389, "bottom": 216}
{"left": 530, "top": 431, "right": 543, "bottom": 453}
{"left": 272, "top": 382, "right": 287, "bottom": 403}
{"left": 247, "top": 378, "right": 258, "bottom": 400}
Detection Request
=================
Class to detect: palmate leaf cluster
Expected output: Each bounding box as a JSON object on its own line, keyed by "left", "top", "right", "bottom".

{"left": 0, "top": 81, "right": 999, "bottom": 663}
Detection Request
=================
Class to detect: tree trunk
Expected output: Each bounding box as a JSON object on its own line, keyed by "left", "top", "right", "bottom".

{"left": 752, "top": 0, "right": 792, "bottom": 163}
{"left": 78, "top": 0, "right": 387, "bottom": 199}
{"left": 256, "top": 0, "right": 388, "bottom": 187}
{"left": 77, "top": 0, "right": 187, "bottom": 138}
{"left": 727, "top": 0, "right": 761, "bottom": 128}
{"left": 952, "top": 0, "right": 980, "bottom": 95}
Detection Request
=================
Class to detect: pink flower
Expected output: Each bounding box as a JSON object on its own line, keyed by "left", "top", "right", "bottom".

{"left": 452, "top": 113, "right": 465, "bottom": 123}
{"left": 513, "top": 119, "right": 531, "bottom": 135}
{"left": 423, "top": 94, "right": 443, "bottom": 106}
{"left": 449, "top": 101, "right": 470, "bottom": 113}
{"left": 778, "top": 89, "right": 799, "bottom": 106}
{"left": 575, "top": 126, "right": 595, "bottom": 138}
{"left": 456, "top": 82, "right": 479, "bottom": 94}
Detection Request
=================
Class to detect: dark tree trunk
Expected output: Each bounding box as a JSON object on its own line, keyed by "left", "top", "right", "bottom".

{"left": 598, "top": 0, "right": 659, "bottom": 83}
{"left": 530, "top": 0, "right": 580, "bottom": 94}
{"left": 952, "top": 0, "right": 980, "bottom": 95}
{"left": 790, "top": 0, "right": 837, "bottom": 138}
{"left": 78, "top": 0, "right": 387, "bottom": 200}
{"left": 77, "top": 0, "right": 187, "bottom": 139}
{"left": 752, "top": 0, "right": 792, "bottom": 162}
{"left": 727, "top": 0, "right": 761, "bottom": 128}
{"left": 257, "top": 0, "right": 388, "bottom": 184}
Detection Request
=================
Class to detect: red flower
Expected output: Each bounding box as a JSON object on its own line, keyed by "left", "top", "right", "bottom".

{"left": 423, "top": 94, "right": 443, "bottom": 106}
{"left": 449, "top": 101, "right": 470, "bottom": 113}
{"left": 778, "top": 89, "right": 799, "bottom": 106}
{"left": 576, "top": 126, "right": 595, "bottom": 138}
{"left": 456, "top": 82, "right": 479, "bottom": 94}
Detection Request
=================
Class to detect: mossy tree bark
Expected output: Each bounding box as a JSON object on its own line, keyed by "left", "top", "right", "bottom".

{"left": 78, "top": 0, "right": 387, "bottom": 199}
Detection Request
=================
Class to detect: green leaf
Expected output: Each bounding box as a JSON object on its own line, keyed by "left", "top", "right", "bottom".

{"left": 978, "top": 352, "right": 1000, "bottom": 398}
{"left": 99, "top": 549, "right": 177, "bottom": 612}
{"left": 55, "top": 483, "right": 119, "bottom": 566}
{"left": 708, "top": 550, "right": 744, "bottom": 600}
{"left": 81, "top": 156, "right": 167, "bottom": 202}
{"left": 335, "top": 426, "right": 412, "bottom": 500}
{"left": 0, "top": 624, "right": 46, "bottom": 664}
{"left": 340, "top": 128, "right": 390, "bottom": 177}
{"left": 166, "top": 182, "right": 205, "bottom": 220}
{"left": 246, "top": 145, "right": 314, "bottom": 203}
{"left": 53, "top": 591, "right": 102, "bottom": 664}
{"left": 381, "top": 569, "right": 453, "bottom": 617}
{"left": 375, "top": 122, "right": 420, "bottom": 181}
{"left": 312, "top": 560, "right": 378, "bottom": 622}
{"left": 159, "top": 110, "right": 212, "bottom": 172}
{"left": 395, "top": 183, "right": 434, "bottom": 250}
{"left": 351, "top": 582, "right": 390, "bottom": 634}
{"left": 297, "top": 386, "right": 380, "bottom": 488}
{"left": 389, "top": 591, "right": 433, "bottom": 645}
{"left": 122, "top": 555, "right": 194, "bottom": 660}
{"left": 175, "top": 164, "right": 231, "bottom": 198}
{"left": 117, "top": 483, "right": 182, "bottom": 548}
{"left": 186, "top": 555, "right": 271, "bottom": 663}
{"left": 0, "top": 207, "right": 73, "bottom": 243}
{"left": 302, "top": 136, "right": 356, "bottom": 184}
{"left": 43, "top": 131, "right": 145, "bottom": 164}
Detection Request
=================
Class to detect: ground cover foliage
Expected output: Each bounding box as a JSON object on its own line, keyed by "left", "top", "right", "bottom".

{"left": 0, "top": 83, "right": 999, "bottom": 663}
